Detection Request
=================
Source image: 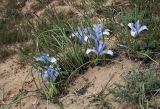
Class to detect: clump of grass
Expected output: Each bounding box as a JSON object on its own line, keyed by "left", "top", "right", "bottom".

{"left": 18, "top": 42, "right": 36, "bottom": 63}
{"left": 0, "top": 0, "right": 31, "bottom": 45}
{"left": 89, "top": 93, "right": 114, "bottom": 109}
{"left": 15, "top": 0, "right": 91, "bottom": 101}
{"left": 32, "top": 25, "right": 87, "bottom": 98}
{"left": 37, "top": 84, "right": 58, "bottom": 101}
{"left": 97, "top": 0, "right": 160, "bottom": 62}
{"left": 110, "top": 65, "right": 160, "bottom": 108}
{"left": 128, "top": 0, "right": 160, "bottom": 14}
{"left": 27, "top": 9, "right": 115, "bottom": 101}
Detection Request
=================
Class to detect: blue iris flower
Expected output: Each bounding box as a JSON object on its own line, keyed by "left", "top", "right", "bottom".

{"left": 86, "top": 24, "right": 110, "bottom": 40}
{"left": 86, "top": 38, "right": 113, "bottom": 56}
{"left": 128, "top": 20, "right": 148, "bottom": 37}
{"left": 71, "top": 26, "right": 88, "bottom": 44}
{"left": 35, "top": 53, "right": 56, "bottom": 64}
{"left": 86, "top": 24, "right": 113, "bottom": 56}
{"left": 41, "top": 66, "right": 60, "bottom": 82}
{"left": 71, "top": 24, "right": 110, "bottom": 44}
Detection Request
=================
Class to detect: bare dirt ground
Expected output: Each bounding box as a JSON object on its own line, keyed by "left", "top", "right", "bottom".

{"left": 0, "top": 52, "right": 140, "bottom": 109}
{"left": 60, "top": 55, "right": 139, "bottom": 109}
{"left": 0, "top": 55, "right": 32, "bottom": 106}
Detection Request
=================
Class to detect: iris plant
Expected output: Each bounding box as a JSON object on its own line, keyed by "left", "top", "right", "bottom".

{"left": 35, "top": 53, "right": 56, "bottom": 64}
{"left": 71, "top": 24, "right": 110, "bottom": 43}
{"left": 86, "top": 38, "right": 113, "bottom": 56}
{"left": 86, "top": 24, "right": 113, "bottom": 56}
{"left": 128, "top": 20, "right": 148, "bottom": 37}
{"left": 41, "top": 66, "right": 60, "bottom": 82}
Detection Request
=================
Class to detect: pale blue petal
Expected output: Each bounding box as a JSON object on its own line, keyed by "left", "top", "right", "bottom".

{"left": 138, "top": 25, "right": 148, "bottom": 33}
{"left": 100, "top": 50, "right": 114, "bottom": 56}
{"left": 35, "top": 57, "right": 47, "bottom": 63}
{"left": 54, "top": 71, "right": 59, "bottom": 77}
{"left": 98, "top": 43, "right": 103, "bottom": 53}
{"left": 77, "top": 26, "right": 81, "bottom": 33}
{"left": 95, "top": 38, "right": 100, "bottom": 50}
{"left": 103, "top": 29, "right": 110, "bottom": 35}
{"left": 71, "top": 32, "right": 78, "bottom": 37}
{"left": 86, "top": 48, "right": 97, "bottom": 55}
{"left": 131, "top": 30, "right": 138, "bottom": 37}
{"left": 50, "top": 57, "right": 57, "bottom": 63}
{"left": 128, "top": 23, "right": 136, "bottom": 31}
{"left": 95, "top": 25, "right": 103, "bottom": 39}
{"left": 77, "top": 26, "right": 83, "bottom": 37}
{"left": 41, "top": 70, "right": 48, "bottom": 78}
{"left": 83, "top": 28, "right": 90, "bottom": 35}
{"left": 135, "top": 20, "right": 140, "bottom": 30}
{"left": 98, "top": 43, "right": 106, "bottom": 54}
{"left": 84, "top": 35, "right": 89, "bottom": 42}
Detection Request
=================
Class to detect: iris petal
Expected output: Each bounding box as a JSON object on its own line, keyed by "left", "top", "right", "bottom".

{"left": 95, "top": 38, "right": 100, "bottom": 51}
{"left": 71, "top": 26, "right": 91, "bottom": 44}
{"left": 139, "top": 25, "right": 148, "bottom": 33}
{"left": 86, "top": 48, "right": 97, "bottom": 55}
{"left": 103, "top": 29, "right": 110, "bottom": 35}
{"left": 41, "top": 70, "right": 48, "bottom": 78}
{"left": 84, "top": 35, "right": 89, "bottom": 42}
{"left": 35, "top": 53, "right": 56, "bottom": 64}
{"left": 135, "top": 20, "right": 140, "bottom": 30}
{"left": 71, "top": 32, "right": 78, "bottom": 38}
{"left": 131, "top": 30, "right": 138, "bottom": 37}
{"left": 128, "top": 23, "right": 136, "bottom": 31}
{"left": 98, "top": 43, "right": 106, "bottom": 54}
{"left": 41, "top": 66, "right": 60, "bottom": 82}
{"left": 50, "top": 57, "right": 57, "bottom": 63}
{"left": 100, "top": 50, "right": 113, "bottom": 56}
{"left": 95, "top": 25, "right": 103, "bottom": 39}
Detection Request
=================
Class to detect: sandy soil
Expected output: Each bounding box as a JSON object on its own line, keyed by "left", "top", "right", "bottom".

{"left": 0, "top": 52, "right": 140, "bottom": 109}
{"left": 60, "top": 55, "right": 139, "bottom": 109}
{"left": 0, "top": 55, "right": 31, "bottom": 106}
